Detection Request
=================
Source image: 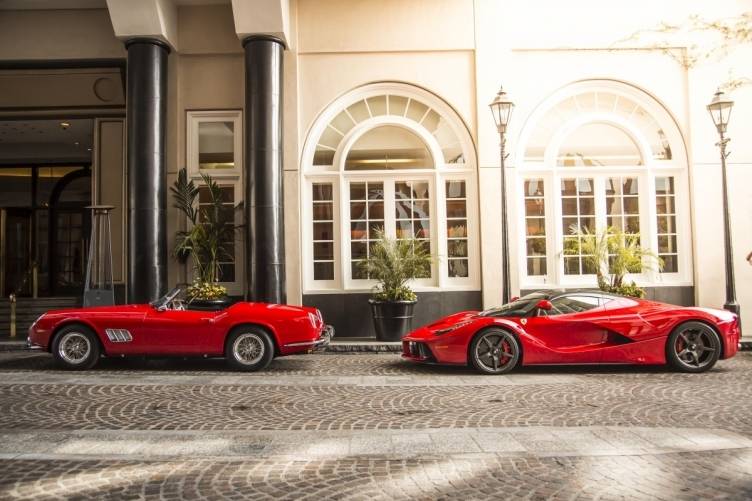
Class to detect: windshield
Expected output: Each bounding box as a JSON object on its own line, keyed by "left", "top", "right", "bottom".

{"left": 150, "top": 286, "right": 184, "bottom": 309}
{"left": 479, "top": 292, "right": 548, "bottom": 318}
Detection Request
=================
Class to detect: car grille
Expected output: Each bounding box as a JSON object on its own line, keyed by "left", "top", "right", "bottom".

{"left": 403, "top": 341, "right": 435, "bottom": 361}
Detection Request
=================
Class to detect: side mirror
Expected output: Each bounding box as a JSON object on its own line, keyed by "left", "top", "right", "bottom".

{"left": 536, "top": 299, "right": 553, "bottom": 311}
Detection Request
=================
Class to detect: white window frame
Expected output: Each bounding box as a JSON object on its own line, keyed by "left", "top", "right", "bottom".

{"left": 185, "top": 109, "right": 244, "bottom": 294}
{"left": 186, "top": 109, "right": 243, "bottom": 179}
{"left": 515, "top": 81, "right": 693, "bottom": 291}
{"left": 300, "top": 83, "right": 480, "bottom": 294}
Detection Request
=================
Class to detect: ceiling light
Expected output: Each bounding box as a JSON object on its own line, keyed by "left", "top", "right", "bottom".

{"left": 60, "top": 122, "right": 71, "bottom": 130}
{"left": 74, "top": 141, "right": 80, "bottom": 146}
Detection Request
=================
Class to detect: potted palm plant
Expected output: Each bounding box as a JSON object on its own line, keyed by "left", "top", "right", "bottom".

{"left": 361, "top": 230, "right": 433, "bottom": 341}
{"left": 565, "top": 226, "right": 663, "bottom": 298}
{"left": 171, "top": 168, "right": 237, "bottom": 309}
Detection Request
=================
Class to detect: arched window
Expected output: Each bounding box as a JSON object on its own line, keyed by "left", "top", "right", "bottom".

{"left": 557, "top": 122, "right": 643, "bottom": 167}
{"left": 516, "top": 81, "right": 690, "bottom": 289}
{"left": 302, "top": 82, "right": 478, "bottom": 292}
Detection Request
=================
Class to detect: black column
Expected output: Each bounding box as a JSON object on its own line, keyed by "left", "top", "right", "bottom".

{"left": 243, "top": 36, "right": 286, "bottom": 304}
{"left": 125, "top": 38, "right": 169, "bottom": 304}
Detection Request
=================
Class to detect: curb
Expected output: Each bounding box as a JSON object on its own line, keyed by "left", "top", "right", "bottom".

{"left": 324, "top": 341, "right": 402, "bottom": 353}
{"left": 4, "top": 340, "right": 751, "bottom": 354}
{"left": 0, "top": 342, "right": 27, "bottom": 352}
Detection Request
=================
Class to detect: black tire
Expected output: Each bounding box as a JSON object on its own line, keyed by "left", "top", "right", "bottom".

{"left": 225, "top": 326, "right": 275, "bottom": 372}
{"left": 469, "top": 328, "right": 521, "bottom": 375}
{"left": 51, "top": 324, "right": 101, "bottom": 370}
{"left": 666, "top": 321, "right": 721, "bottom": 373}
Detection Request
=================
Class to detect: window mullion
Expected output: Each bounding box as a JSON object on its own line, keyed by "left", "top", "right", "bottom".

{"left": 594, "top": 176, "right": 607, "bottom": 234}
{"left": 436, "top": 174, "right": 448, "bottom": 288}
{"left": 383, "top": 179, "right": 396, "bottom": 239}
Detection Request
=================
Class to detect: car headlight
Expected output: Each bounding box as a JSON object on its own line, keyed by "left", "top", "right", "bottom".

{"left": 434, "top": 320, "right": 473, "bottom": 335}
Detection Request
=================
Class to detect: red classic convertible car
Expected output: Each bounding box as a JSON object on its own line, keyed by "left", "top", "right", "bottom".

{"left": 27, "top": 287, "right": 333, "bottom": 371}
{"left": 403, "top": 290, "right": 740, "bottom": 374}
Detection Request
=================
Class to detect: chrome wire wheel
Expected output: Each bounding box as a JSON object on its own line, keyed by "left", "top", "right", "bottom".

{"left": 58, "top": 332, "right": 92, "bottom": 365}
{"left": 673, "top": 324, "right": 719, "bottom": 370}
{"left": 232, "top": 332, "right": 265, "bottom": 366}
{"left": 472, "top": 330, "right": 520, "bottom": 374}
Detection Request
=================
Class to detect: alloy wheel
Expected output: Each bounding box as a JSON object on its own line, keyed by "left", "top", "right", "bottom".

{"left": 58, "top": 332, "right": 92, "bottom": 365}
{"left": 233, "top": 332, "right": 265, "bottom": 365}
{"left": 673, "top": 325, "right": 718, "bottom": 370}
{"left": 473, "top": 331, "right": 519, "bottom": 374}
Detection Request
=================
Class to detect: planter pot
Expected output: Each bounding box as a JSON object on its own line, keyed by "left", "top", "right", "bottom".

{"left": 368, "top": 299, "right": 417, "bottom": 342}
{"left": 187, "top": 296, "right": 232, "bottom": 311}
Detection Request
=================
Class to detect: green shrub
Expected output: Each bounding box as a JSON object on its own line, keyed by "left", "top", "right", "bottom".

{"left": 361, "top": 230, "right": 433, "bottom": 302}
{"left": 564, "top": 226, "right": 662, "bottom": 298}
{"left": 171, "top": 168, "right": 237, "bottom": 299}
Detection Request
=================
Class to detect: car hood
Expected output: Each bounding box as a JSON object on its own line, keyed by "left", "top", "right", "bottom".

{"left": 403, "top": 310, "right": 481, "bottom": 340}
{"left": 425, "top": 310, "right": 480, "bottom": 330}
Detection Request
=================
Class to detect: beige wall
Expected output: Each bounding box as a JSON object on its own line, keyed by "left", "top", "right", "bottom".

{"left": 472, "top": 0, "right": 752, "bottom": 313}
{"left": 3, "top": 0, "right": 750, "bottom": 316}
{"left": 167, "top": 4, "right": 246, "bottom": 290}
{"left": 0, "top": 9, "right": 124, "bottom": 60}
{"left": 297, "top": 0, "right": 475, "bottom": 53}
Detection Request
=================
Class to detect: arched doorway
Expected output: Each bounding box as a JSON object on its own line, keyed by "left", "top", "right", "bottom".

{"left": 48, "top": 168, "right": 92, "bottom": 295}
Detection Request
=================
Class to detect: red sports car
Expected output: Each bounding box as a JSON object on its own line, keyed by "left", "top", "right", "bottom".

{"left": 27, "top": 287, "right": 333, "bottom": 371}
{"left": 403, "top": 290, "right": 740, "bottom": 374}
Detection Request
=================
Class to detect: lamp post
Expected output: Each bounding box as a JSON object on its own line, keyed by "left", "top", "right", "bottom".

{"left": 706, "top": 89, "right": 740, "bottom": 319}
{"left": 489, "top": 86, "right": 515, "bottom": 305}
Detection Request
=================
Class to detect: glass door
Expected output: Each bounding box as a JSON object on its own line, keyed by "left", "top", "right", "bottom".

{"left": 1, "top": 209, "right": 32, "bottom": 296}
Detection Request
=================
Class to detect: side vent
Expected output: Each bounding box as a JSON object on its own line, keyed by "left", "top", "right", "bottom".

{"left": 105, "top": 328, "right": 133, "bottom": 343}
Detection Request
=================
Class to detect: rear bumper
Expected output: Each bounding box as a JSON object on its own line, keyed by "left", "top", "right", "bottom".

{"left": 721, "top": 317, "right": 740, "bottom": 359}
{"left": 283, "top": 325, "right": 334, "bottom": 351}
{"left": 314, "top": 325, "right": 334, "bottom": 350}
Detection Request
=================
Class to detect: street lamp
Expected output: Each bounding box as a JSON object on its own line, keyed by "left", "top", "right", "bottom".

{"left": 489, "top": 86, "right": 515, "bottom": 305}
{"left": 706, "top": 89, "right": 740, "bottom": 319}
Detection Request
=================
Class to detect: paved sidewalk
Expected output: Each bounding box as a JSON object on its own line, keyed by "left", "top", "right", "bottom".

{"left": 1, "top": 426, "right": 750, "bottom": 461}
{"left": 0, "top": 351, "right": 750, "bottom": 500}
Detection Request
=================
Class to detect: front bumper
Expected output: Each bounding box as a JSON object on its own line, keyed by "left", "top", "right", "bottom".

{"left": 402, "top": 339, "right": 436, "bottom": 362}
{"left": 26, "top": 336, "right": 45, "bottom": 351}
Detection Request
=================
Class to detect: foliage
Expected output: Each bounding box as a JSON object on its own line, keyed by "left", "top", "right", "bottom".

{"left": 171, "top": 168, "right": 237, "bottom": 298}
{"left": 564, "top": 225, "right": 663, "bottom": 298}
{"left": 603, "top": 281, "right": 647, "bottom": 299}
{"left": 361, "top": 230, "right": 433, "bottom": 302}
{"left": 186, "top": 280, "right": 227, "bottom": 301}
{"left": 614, "top": 12, "right": 752, "bottom": 91}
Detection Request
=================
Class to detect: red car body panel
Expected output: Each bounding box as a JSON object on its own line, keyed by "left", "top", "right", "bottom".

{"left": 403, "top": 294, "right": 740, "bottom": 367}
{"left": 28, "top": 301, "right": 330, "bottom": 357}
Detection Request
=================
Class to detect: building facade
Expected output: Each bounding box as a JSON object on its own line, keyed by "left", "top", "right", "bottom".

{"left": 1, "top": 0, "right": 750, "bottom": 338}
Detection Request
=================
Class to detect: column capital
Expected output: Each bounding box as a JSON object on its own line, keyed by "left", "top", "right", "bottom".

{"left": 232, "top": 0, "right": 290, "bottom": 48}
{"left": 106, "top": 0, "right": 178, "bottom": 51}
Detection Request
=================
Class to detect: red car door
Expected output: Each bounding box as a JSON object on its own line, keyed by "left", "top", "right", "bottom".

{"left": 522, "top": 294, "right": 609, "bottom": 364}
{"left": 140, "top": 307, "right": 222, "bottom": 354}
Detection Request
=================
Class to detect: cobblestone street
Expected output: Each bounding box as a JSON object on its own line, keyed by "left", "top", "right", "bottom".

{"left": 0, "top": 351, "right": 750, "bottom": 500}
